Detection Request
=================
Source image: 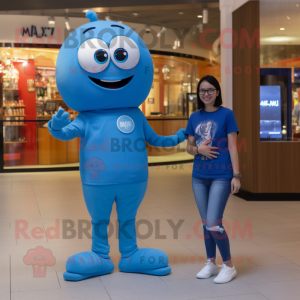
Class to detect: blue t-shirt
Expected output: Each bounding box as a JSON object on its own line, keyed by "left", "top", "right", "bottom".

{"left": 185, "top": 107, "right": 239, "bottom": 179}
{"left": 48, "top": 108, "right": 180, "bottom": 186}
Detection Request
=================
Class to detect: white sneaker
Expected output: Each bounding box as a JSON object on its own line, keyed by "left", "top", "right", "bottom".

{"left": 213, "top": 264, "right": 237, "bottom": 284}
{"left": 196, "top": 261, "right": 219, "bottom": 279}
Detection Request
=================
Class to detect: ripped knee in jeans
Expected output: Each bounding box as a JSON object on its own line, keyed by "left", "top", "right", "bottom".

{"left": 206, "top": 225, "right": 225, "bottom": 234}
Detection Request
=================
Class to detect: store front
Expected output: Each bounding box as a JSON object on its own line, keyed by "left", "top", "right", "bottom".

{"left": 260, "top": 0, "right": 300, "bottom": 142}
{"left": 0, "top": 14, "right": 220, "bottom": 172}
{"left": 231, "top": 0, "right": 300, "bottom": 199}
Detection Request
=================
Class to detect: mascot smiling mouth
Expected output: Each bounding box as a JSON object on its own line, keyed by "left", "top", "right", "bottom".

{"left": 88, "top": 76, "right": 134, "bottom": 89}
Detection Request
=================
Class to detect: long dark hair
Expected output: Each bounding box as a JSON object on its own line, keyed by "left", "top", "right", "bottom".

{"left": 197, "top": 75, "right": 222, "bottom": 109}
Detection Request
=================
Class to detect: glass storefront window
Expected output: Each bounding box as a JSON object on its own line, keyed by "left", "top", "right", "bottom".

{"left": 146, "top": 54, "right": 220, "bottom": 118}
{"left": 0, "top": 46, "right": 220, "bottom": 171}
{"left": 260, "top": 0, "right": 300, "bottom": 141}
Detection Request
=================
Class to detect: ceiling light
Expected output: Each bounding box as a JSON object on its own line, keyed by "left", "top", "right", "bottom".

{"left": 132, "top": 12, "right": 138, "bottom": 16}
{"left": 82, "top": 9, "right": 89, "bottom": 13}
{"left": 48, "top": 16, "right": 55, "bottom": 28}
{"left": 198, "top": 15, "right": 203, "bottom": 18}
{"left": 280, "top": 28, "right": 285, "bottom": 30}
{"left": 287, "top": 16, "right": 290, "bottom": 19}
{"left": 65, "top": 17, "right": 70, "bottom": 30}
{"left": 203, "top": 9, "right": 208, "bottom": 24}
{"left": 31, "top": 55, "right": 34, "bottom": 58}
{"left": 263, "top": 36, "right": 295, "bottom": 42}
{"left": 178, "top": 12, "right": 184, "bottom": 15}
{"left": 105, "top": 15, "right": 111, "bottom": 21}
{"left": 157, "top": 27, "right": 166, "bottom": 38}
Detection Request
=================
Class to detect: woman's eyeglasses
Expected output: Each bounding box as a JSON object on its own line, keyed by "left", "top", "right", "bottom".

{"left": 199, "top": 88, "right": 217, "bottom": 95}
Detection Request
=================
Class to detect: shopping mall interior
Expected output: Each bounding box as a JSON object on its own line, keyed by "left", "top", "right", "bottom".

{"left": 1, "top": 0, "right": 300, "bottom": 299}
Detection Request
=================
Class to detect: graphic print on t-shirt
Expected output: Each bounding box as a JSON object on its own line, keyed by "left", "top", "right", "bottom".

{"left": 195, "top": 120, "right": 218, "bottom": 160}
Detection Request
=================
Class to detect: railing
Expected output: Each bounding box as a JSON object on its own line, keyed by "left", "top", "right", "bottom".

{"left": 0, "top": 119, "right": 193, "bottom": 173}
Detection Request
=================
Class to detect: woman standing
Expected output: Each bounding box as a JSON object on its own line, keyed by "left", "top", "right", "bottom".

{"left": 186, "top": 75, "right": 241, "bottom": 284}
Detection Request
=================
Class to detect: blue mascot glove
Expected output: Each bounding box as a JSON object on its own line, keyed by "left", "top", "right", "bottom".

{"left": 49, "top": 108, "right": 71, "bottom": 131}
{"left": 176, "top": 128, "right": 187, "bottom": 143}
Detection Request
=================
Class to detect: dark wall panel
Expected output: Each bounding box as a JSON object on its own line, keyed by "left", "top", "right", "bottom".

{"left": 233, "top": 0, "right": 260, "bottom": 193}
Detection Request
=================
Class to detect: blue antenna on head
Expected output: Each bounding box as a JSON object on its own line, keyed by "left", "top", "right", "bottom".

{"left": 86, "top": 10, "right": 98, "bottom": 22}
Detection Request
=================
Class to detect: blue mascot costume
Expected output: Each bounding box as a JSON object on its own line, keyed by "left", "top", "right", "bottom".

{"left": 48, "top": 10, "right": 186, "bottom": 281}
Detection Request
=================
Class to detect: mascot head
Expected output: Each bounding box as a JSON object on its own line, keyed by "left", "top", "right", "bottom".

{"left": 56, "top": 10, "right": 153, "bottom": 112}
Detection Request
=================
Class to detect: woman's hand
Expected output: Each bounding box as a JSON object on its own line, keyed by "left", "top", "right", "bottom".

{"left": 231, "top": 177, "right": 241, "bottom": 194}
{"left": 198, "top": 139, "right": 219, "bottom": 159}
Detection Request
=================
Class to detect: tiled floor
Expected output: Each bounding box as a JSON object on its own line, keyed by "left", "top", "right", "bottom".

{"left": 1, "top": 163, "right": 300, "bottom": 300}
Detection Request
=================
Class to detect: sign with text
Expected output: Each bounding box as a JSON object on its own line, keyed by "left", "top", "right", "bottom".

{"left": 260, "top": 85, "right": 282, "bottom": 139}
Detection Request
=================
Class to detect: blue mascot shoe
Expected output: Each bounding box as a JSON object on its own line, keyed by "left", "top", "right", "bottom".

{"left": 63, "top": 251, "right": 114, "bottom": 281}
{"left": 119, "top": 248, "right": 171, "bottom": 276}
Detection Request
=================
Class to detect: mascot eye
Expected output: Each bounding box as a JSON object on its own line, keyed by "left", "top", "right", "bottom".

{"left": 110, "top": 36, "right": 140, "bottom": 69}
{"left": 95, "top": 49, "right": 109, "bottom": 64}
{"left": 114, "top": 48, "right": 128, "bottom": 63}
{"left": 78, "top": 38, "right": 110, "bottom": 73}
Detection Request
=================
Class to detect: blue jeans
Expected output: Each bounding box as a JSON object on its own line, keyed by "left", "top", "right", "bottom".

{"left": 192, "top": 177, "right": 232, "bottom": 264}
